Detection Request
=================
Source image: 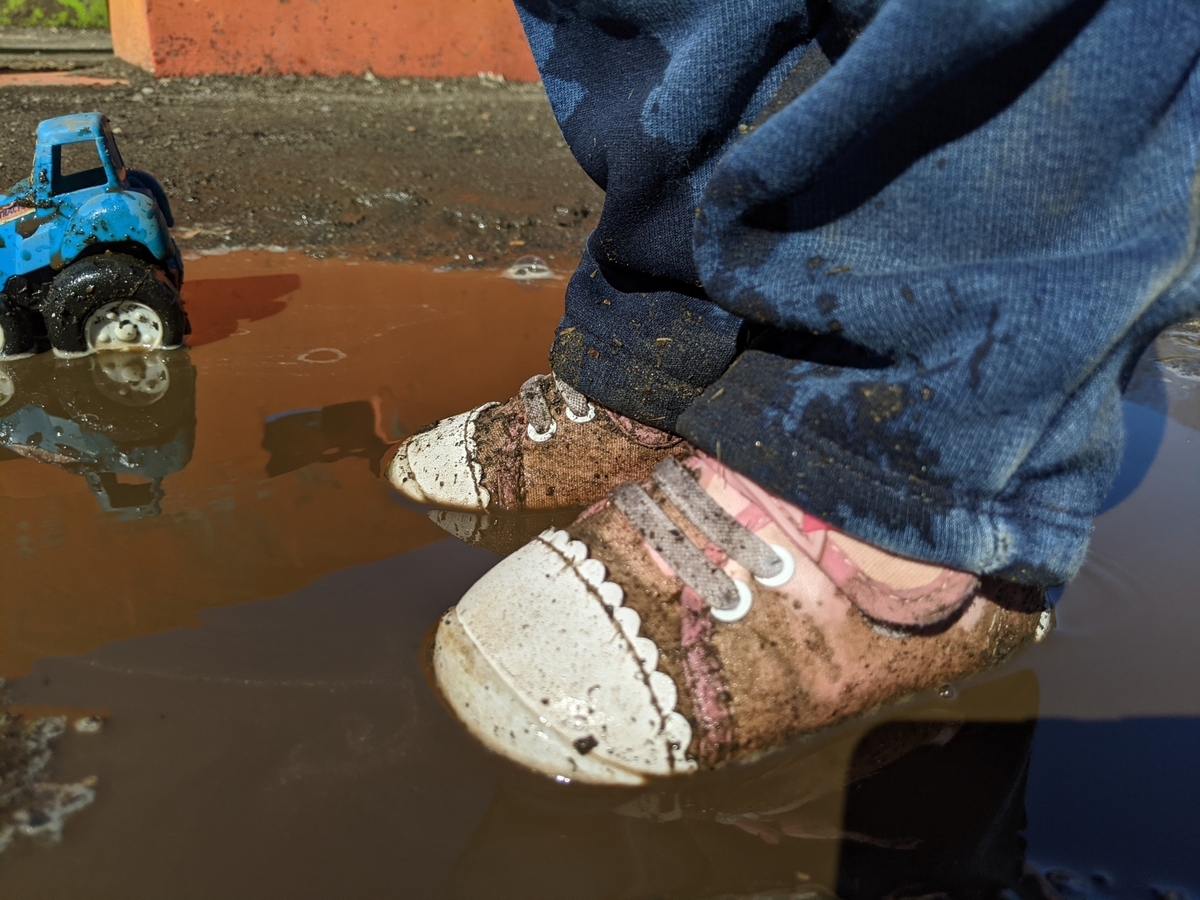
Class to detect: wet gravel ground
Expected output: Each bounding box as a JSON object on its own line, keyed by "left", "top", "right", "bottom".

{"left": 0, "top": 56, "right": 603, "bottom": 263}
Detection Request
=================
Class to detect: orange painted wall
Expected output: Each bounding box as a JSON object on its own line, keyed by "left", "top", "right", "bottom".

{"left": 111, "top": 0, "right": 540, "bottom": 81}
{"left": 109, "top": 0, "right": 154, "bottom": 72}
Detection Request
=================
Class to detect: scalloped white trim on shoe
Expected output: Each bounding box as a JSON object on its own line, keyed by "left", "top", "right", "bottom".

{"left": 434, "top": 527, "right": 696, "bottom": 785}
{"left": 386, "top": 403, "right": 497, "bottom": 510}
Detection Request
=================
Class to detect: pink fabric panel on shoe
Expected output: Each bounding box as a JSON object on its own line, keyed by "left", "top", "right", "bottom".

{"left": 689, "top": 453, "right": 826, "bottom": 561}
{"left": 679, "top": 585, "right": 735, "bottom": 765}
{"left": 491, "top": 415, "right": 526, "bottom": 509}
{"left": 688, "top": 452, "right": 977, "bottom": 629}
{"left": 818, "top": 541, "right": 979, "bottom": 628}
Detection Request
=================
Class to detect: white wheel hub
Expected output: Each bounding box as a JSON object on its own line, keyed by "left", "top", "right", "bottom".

{"left": 86, "top": 301, "right": 164, "bottom": 352}
{"left": 0, "top": 370, "right": 14, "bottom": 408}
{"left": 94, "top": 353, "right": 171, "bottom": 403}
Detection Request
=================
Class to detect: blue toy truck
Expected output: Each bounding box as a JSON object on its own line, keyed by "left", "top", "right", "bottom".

{"left": 0, "top": 112, "right": 187, "bottom": 359}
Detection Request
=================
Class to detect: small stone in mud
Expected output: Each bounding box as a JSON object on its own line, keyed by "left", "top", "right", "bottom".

{"left": 573, "top": 735, "right": 599, "bottom": 755}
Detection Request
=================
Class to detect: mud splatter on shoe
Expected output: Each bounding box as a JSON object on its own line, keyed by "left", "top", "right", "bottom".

{"left": 431, "top": 452, "right": 1053, "bottom": 785}
{"left": 386, "top": 373, "right": 687, "bottom": 511}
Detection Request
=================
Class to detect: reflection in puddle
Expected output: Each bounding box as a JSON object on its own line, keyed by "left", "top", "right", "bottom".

{"left": 1156, "top": 320, "right": 1200, "bottom": 381}
{"left": 424, "top": 505, "right": 584, "bottom": 556}
{"left": 445, "top": 676, "right": 1044, "bottom": 900}
{"left": 0, "top": 353, "right": 195, "bottom": 519}
{"left": 0, "top": 253, "right": 1194, "bottom": 897}
{"left": 0, "top": 252, "right": 565, "bottom": 683}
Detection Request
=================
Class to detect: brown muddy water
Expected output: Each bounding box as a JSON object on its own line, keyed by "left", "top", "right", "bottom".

{"left": 0, "top": 252, "right": 1196, "bottom": 900}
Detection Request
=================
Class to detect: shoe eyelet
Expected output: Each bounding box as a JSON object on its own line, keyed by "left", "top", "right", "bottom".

{"left": 711, "top": 580, "right": 753, "bottom": 623}
{"left": 565, "top": 403, "right": 596, "bottom": 424}
{"left": 755, "top": 544, "right": 795, "bottom": 588}
{"left": 527, "top": 420, "right": 557, "bottom": 443}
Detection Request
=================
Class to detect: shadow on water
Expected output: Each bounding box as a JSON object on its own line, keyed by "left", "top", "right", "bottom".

{"left": 0, "top": 253, "right": 1195, "bottom": 898}
{"left": 182, "top": 273, "right": 301, "bottom": 348}
{"left": 262, "top": 401, "right": 391, "bottom": 479}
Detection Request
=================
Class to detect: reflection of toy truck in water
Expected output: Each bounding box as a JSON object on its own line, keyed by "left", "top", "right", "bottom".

{"left": 0, "top": 113, "right": 188, "bottom": 359}
{"left": 0, "top": 352, "right": 196, "bottom": 518}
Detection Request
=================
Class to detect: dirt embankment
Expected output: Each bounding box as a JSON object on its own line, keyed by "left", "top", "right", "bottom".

{"left": 0, "top": 59, "right": 604, "bottom": 265}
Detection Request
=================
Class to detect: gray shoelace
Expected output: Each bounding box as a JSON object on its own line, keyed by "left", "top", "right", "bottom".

{"left": 520, "top": 374, "right": 595, "bottom": 441}
{"left": 612, "top": 457, "right": 786, "bottom": 613}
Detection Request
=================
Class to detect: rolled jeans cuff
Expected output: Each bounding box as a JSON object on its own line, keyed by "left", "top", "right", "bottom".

{"left": 549, "top": 246, "right": 743, "bottom": 432}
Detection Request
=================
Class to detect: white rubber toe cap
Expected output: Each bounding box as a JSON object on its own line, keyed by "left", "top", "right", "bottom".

{"left": 433, "top": 529, "right": 696, "bottom": 785}
{"left": 386, "top": 404, "right": 496, "bottom": 509}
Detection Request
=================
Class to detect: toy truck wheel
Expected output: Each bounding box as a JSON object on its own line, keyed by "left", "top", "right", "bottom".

{"left": 56, "top": 350, "right": 196, "bottom": 445}
{"left": 45, "top": 253, "right": 188, "bottom": 358}
{"left": 0, "top": 296, "right": 40, "bottom": 359}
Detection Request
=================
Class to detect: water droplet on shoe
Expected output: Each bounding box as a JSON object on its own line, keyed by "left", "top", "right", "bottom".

{"left": 937, "top": 684, "right": 957, "bottom": 700}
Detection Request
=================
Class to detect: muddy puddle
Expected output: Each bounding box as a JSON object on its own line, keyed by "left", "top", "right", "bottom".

{"left": 0, "top": 252, "right": 1196, "bottom": 899}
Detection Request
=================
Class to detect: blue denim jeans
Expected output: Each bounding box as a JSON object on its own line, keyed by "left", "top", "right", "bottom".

{"left": 515, "top": 0, "right": 1200, "bottom": 585}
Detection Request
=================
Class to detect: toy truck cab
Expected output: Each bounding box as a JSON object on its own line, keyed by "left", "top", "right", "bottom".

{"left": 0, "top": 113, "right": 188, "bottom": 359}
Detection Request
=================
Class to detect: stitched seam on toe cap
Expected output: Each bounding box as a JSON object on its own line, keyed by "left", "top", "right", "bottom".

{"left": 463, "top": 402, "right": 498, "bottom": 508}
{"left": 537, "top": 528, "right": 697, "bottom": 773}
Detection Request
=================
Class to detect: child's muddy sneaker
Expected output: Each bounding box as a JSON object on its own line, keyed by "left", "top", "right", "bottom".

{"left": 385, "top": 373, "right": 687, "bottom": 511}
{"left": 431, "top": 452, "right": 1053, "bottom": 786}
